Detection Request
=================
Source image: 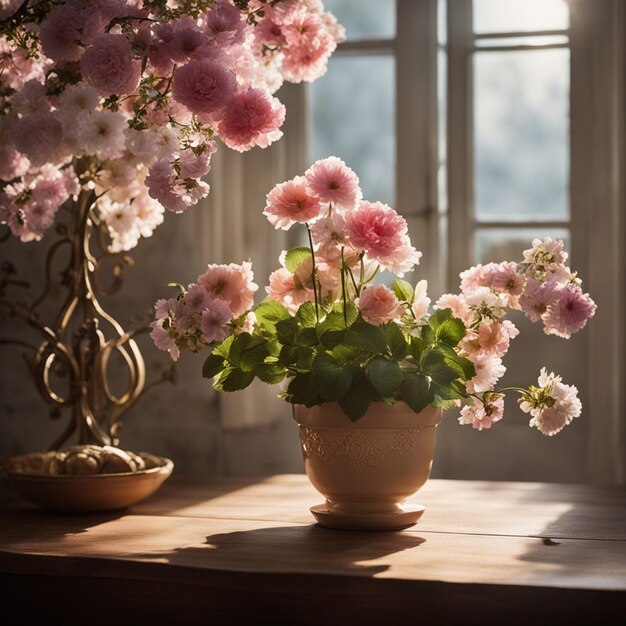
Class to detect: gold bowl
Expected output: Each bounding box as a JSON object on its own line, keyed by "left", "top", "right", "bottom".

{"left": 3, "top": 450, "right": 173, "bottom": 513}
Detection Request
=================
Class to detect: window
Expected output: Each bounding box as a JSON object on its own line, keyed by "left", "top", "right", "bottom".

{"left": 304, "top": 0, "right": 625, "bottom": 483}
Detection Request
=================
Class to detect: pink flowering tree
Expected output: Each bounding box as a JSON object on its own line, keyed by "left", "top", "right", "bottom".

{"left": 153, "top": 157, "right": 597, "bottom": 432}
{"left": 0, "top": 1, "right": 343, "bottom": 449}
{"left": 0, "top": 0, "right": 344, "bottom": 248}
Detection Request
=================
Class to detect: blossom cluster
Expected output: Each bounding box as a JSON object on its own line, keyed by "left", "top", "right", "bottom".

{"left": 0, "top": 0, "right": 343, "bottom": 251}
{"left": 153, "top": 156, "right": 596, "bottom": 436}
{"left": 151, "top": 261, "right": 258, "bottom": 360}
{"left": 438, "top": 237, "right": 595, "bottom": 435}
{"left": 263, "top": 156, "right": 422, "bottom": 313}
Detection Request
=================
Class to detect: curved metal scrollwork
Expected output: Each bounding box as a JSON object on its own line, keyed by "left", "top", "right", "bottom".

{"left": 0, "top": 188, "right": 162, "bottom": 449}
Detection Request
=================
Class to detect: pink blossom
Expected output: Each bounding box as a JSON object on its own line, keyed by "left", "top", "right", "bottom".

{"left": 204, "top": 0, "right": 246, "bottom": 45}
{"left": 281, "top": 10, "right": 336, "bottom": 83}
{"left": 519, "top": 278, "right": 561, "bottom": 322}
{"left": 200, "top": 299, "right": 233, "bottom": 343}
{"left": 172, "top": 59, "right": 236, "bottom": 116}
{"left": 218, "top": 87, "right": 286, "bottom": 152}
{"left": 145, "top": 160, "right": 188, "bottom": 213}
{"left": 182, "top": 283, "right": 213, "bottom": 316}
{"left": 11, "top": 80, "right": 50, "bottom": 115}
{"left": 80, "top": 34, "right": 141, "bottom": 97}
{"left": 263, "top": 176, "right": 322, "bottom": 229}
{"left": 71, "top": 110, "right": 127, "bottom": 159}
{"left": 522, "top": 369, "right": 582, "bottom": 436}
{"left": 0, "top": 0, "right": 21, "bottom": 20}
{"left": 459, "top": 395, "right": 504, "bottom": 431}
{"left": 346, "top": 201, "right": 421, "bottom": 275}
{"left": 310, "top": 212, "right": 358, "bottom": 266}
{"left": 542, "top": 283, "right": 596, "bottom": 339}
{"left": 357, "top": 284, "right": 403, "bottom": 325}
{"left": 0, "top": 145, "right": 29, "bottom": 181}
{"left": 304, "top": 157, "right": 361, "bottom": 210}
{"left": 178, "top": 150, "right": 212, "bottom": 179}
{"left": 265, "top": 266, "right": 314, "bottom": 313}
{"left": 8, "top": 112, "right": 64, "bottom": 167}
{"left": 197, "top": 262, "right": 258, "bottom": 318}
{"left": 490, "top": 261, "right": 525, "bottom": 308}
{"left": 434, "top": 293, "right": 469, "bottom": 322}
{"left": 150, "top": 320, "right": 176, "bottom": 351}
{"left": 254, "top": 17, "right": 285, "bottom": 48}
{"left": 155, "top": 297, "right": 178, "bottom": 321}
{"left": 40, "top": 4, "right": 84, "bottom": 62}
{"left": 477, "top": 320, "right": 518, "bottom": 357}
{"left": 466, "top": 353, "right": 506, "bottom": 393}
{"left": 167, "top": 17, "right": 207, "bottom": 62}
{"left": 460, "top": 263, "right": 495, "bottom": 294}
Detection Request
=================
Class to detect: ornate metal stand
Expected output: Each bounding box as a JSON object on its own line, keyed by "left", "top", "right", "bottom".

{"left": 0, "top": 188, "right": 172, "bottom": 452}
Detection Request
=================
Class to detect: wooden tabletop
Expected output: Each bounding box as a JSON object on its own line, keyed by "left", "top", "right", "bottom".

{"left": 1, "top": 475, "right": 625, "bottom": 625}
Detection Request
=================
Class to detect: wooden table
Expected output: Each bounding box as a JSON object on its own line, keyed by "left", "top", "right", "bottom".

{"left": 1, "top": 476, "right": 625, "bottom": 625}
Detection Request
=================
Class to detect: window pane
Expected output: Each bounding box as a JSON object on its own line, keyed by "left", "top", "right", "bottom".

{"left": 474, "top": 34, "right": 569, "bottom": 47}
{"left": 473, "top": 0, "right": 569, "bottom": 34}
{"left": 322, "top": 0, "right": 395, "bottom": 41}
{"left": 474, "top": 227, "right": 570, "bottom": 264}
{"left": 309, "top": 55, "right": 395, "bottom": 206}
{"left": 474, "top": 49, "right": 569, "bottom": 221}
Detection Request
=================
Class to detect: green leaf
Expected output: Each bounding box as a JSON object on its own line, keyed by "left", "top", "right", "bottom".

{"left": 437, "top": 344, "right": 476, "bottom": 380}
{"left": 317, "top": 311, "right": 348, "bottom": 349}
{"left": 428, "top": 307, "right": 454, "bottom": 329}
{"left": 284, "top": 247, "right": 312, "bottom": 272}
{"left": 384, "top": 322, "right": 408, "bottom": 360}
{"left": 343, "top": 321, "right": 388, "bottom": 354}
{"left": 339, "top": 369, "right": 377, "bottom": 422}
{"left": 392, "top": 279, "right": 414, "bottom": 304}
{"left": 295, "top": 301, "right": 318, "bottom": 327}
{"left": 228, "top": 332, "right": 252, "bottom": 365}
{"left": 215, "top": 367, "right": 255, "bottom": 392}
{"left": 286, "top": 373, "right": 323, "bottom": 407}
{"left": 399, "top": 373, "right": 433, "bottom": 414}
{"left": 295, "top": 327, "right": 319, "bottom": 347}
{"left": 434, "top": 318, "right": 466, "bottom": 347}
{"left": 421, "top": 324, "right": 435, "bottom": 345}
{"left": 332, "top": 301, "right": 359, "bottom": 327}
{"left": 255, "top": 363, "right": 286, "bottom": 385}
{"left": 312, "top": 352, "right": 354, "bottom": 401}
{"left": 255, "top": 300, "right": 291, "bottom": 330}
{"left": 213, "top": 335, "right": 234, "bottom": 359}
{"left": 202, "top": 353, "right": 225, "bottom": 379}
{"left": 408, "top": 335, "right": 427, "bottom": 361}
{"left": 367, "top": 357, "right": 404, "bottom": 396}
{"left": 276, "top": 317, "right": 298, "bottom": 344}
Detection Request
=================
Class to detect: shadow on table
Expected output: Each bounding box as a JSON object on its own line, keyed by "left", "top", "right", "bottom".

{"left": 136, "top": 524, "right": 426, "bottom": 577}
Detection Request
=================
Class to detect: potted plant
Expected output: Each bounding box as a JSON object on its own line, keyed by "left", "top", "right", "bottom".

{"left": 0, "top": 0, "right": 343, "bottom": 511}
{"left": 153, "top": 157, "right": 596, "bottom": 529}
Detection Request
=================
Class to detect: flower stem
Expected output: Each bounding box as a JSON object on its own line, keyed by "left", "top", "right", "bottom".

{"left": 340, "top": 247, "right": 348, "bottom": 325}
{"left": 305, "top": 223, "right": 319, "bottom": 321}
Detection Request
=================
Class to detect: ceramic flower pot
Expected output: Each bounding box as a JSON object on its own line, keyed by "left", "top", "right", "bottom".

{"left": 293, "top": 401, "right": 442, "bottom": 530}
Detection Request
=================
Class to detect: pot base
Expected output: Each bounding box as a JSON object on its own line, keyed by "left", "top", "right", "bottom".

{"left": 310, "top": 502, "right": 425, "bottom": 531}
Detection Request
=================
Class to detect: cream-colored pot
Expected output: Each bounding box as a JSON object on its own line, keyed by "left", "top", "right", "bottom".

{"left": 293, "top": 402, "right": 441, "bottom": 530}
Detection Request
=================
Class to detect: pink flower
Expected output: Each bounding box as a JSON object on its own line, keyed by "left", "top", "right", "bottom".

{"left": 200, "top": 299, "right": 233, "bottom": 343}
{"left": 263, "top": 176, "right": 322, "bottom": 229}
{"left": 150, "top": 320, "right": 175, "bottom": 351}
{"left": 460, "top": 263, "right": 496, "bottom": 293}
{"left": 146, "top": 160, "right": 187, "bottom": 213}
{"left": 357, "top": 284, "right": 403, "bottom": 325}
{"left": 71, "top": 110, "right": 127, "bottom": 159}
{"left": 172, "top": 58, "right": 236, "bottom": 116}
{"left": 466, "top": 353, "right": 506, "bottom": 393}
{"left": 197, "top": 262, "right": 258, "bottom": 318}
{"left": 0, "top": 0, "right": 21, "bottom": 20}
{"left": 204, "top": 0, "right": 246, "bottom": 45}
{"left": 0, "top": 144, "right": 29, "bottom": 181}
{"left": 519, "top": 278, "right": 561, "bottom": 322}
{"left": 281, "top": 10, "right": 336, "bottom": 83}
{"left": 542, "top": 283, "right": 596, "bottom": 339}
{"left": 80, "top": 34, "right": 141, "bottom": 97}
{"left": 40, "top": 4, "right": 84, "bottom": 62}
{"left": 218, "top": 87, "right": 286, "bottom": 152}
{"left": 304, "top": 157, "right": 361, "bottom": 210}
{"left": 434, "top": 293, "right": 469, "bottom": 322}
{"left": 346, "top": 201, "right": 421, "bottom": 275}
{"left": 265, "top": 267, "right": 314, "bottom": 313}
{"left": 477, "top": 320, "right": 518, "bottom": 357}
{"left": 8, "top": 112, "right": 64, "bottom": 167}
{"left": 459, "top": 395, "right": 504, "bottom": 431}
{"left": 490, "top": 261, "right": 525, "bottom": 308}
{"left": 182, "top": 283, "right": 213, "bottom": 316}
{"left": 521, "top": 369, "right": 582, "bottom": 436}
{"left": 178, "top": 150, "right": 212, "bottom": 179}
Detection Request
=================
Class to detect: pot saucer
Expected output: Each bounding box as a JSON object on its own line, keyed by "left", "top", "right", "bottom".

{"left": 310, "top": 503, "right": 425, "bottom": 531}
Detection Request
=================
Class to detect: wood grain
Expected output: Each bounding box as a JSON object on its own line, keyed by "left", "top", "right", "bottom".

{"left": 1, "top": 475, "right": 625, "bottom": 624}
